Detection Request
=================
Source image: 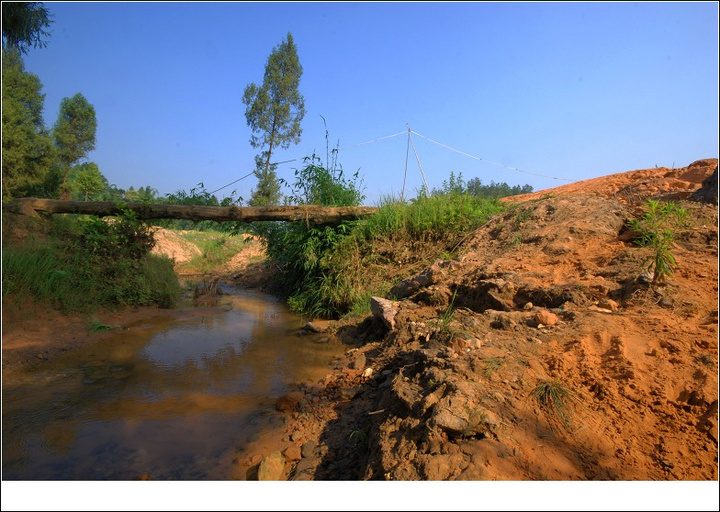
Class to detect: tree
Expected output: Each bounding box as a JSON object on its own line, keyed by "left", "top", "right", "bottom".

{"left": 52, "top": 93, "right": 97, "bottom": 197}
{"left": 1, "top": 48, "right": 55, "bottom": 200}
{"left": 242, "top": 32, "right": 306, "bottom": 206}
{"left": 69, "top": 162, "right": 106, "bottom": 201}
{"left": 1, "top": 2, "right": 53, "bottom": 55}
{"left": 53, "top": 93, "right": 97, "bottom": 167}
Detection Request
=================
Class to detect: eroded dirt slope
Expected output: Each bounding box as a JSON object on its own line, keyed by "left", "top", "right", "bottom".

{"left": 235, "top": 159, "right": 718, "bottom": 482}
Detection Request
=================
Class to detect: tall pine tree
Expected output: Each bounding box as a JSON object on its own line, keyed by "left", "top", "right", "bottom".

{"left": 242, "top": 32, "right": 306, "bottom": 206}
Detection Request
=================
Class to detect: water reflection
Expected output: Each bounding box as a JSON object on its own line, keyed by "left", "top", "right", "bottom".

{"left": 2, "top": 290, "right": 345, "bottom": 480}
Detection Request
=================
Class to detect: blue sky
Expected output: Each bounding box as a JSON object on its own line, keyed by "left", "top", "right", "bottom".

{"left": 20, "top": 1, "right": 719, "bottom": 205}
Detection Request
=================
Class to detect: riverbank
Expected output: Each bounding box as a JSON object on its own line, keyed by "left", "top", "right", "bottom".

{"left": 2, "top": 159, "right": 718, "bottom": 490}
{"left": 229, "top": 159, "right": 719, "bottom": 483}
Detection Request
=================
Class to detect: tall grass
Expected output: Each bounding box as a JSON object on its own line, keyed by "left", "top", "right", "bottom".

{"left": 260, "top": 182, "right": 507, "bottom": 319}
{"left": 3, "top": 211, "right": 181, "bottom": 313}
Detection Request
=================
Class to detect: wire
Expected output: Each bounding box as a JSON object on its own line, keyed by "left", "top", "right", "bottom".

{"left": 410, "top": 130, "right": 575, "bottom": 183}
{"left": 207, "top": 171, "right": 255, "bottom": 195}
{"left": 206, "top": 131, "right": 406, "bottom": 197}
{"left": 337, "top": 130, "right": 406, "bottom": 152}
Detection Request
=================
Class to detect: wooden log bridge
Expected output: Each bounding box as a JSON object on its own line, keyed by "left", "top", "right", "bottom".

{"left": 2, "top": 198, "right": 378, "bottom": 224}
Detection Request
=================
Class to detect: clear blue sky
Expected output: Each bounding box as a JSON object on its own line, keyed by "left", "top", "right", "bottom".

{"left": 20, "top": 1, "right": 719, "bottom": 205}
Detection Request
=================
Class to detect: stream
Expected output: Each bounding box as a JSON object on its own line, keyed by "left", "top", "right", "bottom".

{"left": 1, "top": 286, "right": 347, "bottom": 480}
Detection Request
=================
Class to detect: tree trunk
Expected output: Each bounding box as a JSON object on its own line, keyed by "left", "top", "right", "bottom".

{"left": 3, "top": 198, "right": 377, "bottom": 224}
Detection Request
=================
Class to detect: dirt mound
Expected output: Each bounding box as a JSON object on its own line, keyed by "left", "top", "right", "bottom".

{"left": 240, "top": 159, "right": 718, "bottom": 482}
{"left": 150, "top": 227, "right": 202, "bottom": 263}
{"left": 505, "top": 158, "right": 718, "bottom": 206}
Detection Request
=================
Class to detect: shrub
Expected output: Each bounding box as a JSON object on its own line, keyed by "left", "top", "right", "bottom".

{"left": 2, "top": 210, "right": 180, "bottom": 312}
{"left": 627, "top": 199, "right": 688, "bottom": 285}
{"left": 254, "top": 153, "right": 364, "bottom": 318}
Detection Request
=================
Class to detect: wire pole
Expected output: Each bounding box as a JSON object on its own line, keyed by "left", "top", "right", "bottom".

{"left": 402, "top": 125, "right": 411, "bottom": 202}
{"left": 409, "top": 131, "right": 430, "bottom": 194}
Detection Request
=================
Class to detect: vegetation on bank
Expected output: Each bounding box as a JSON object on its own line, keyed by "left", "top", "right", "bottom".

{"left": 2, "top": 207, "right": 181, "bottom": 312}
{"left": 252, "top": 155, "right": 512, "bottom": 319}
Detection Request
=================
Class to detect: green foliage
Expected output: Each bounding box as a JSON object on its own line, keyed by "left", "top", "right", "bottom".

{"left": 431, "top": 172, "right": 533, "bottom": 199}
{"left": 88, "top": 318, "right": 114, "bottom": 333}
{"left": 482, "top": 357, "right": 504, "bottom": 377}
{"left": 1, "top": 48, "right": 55, "bottom": 200}
{"left": 283, "top": 153, "right": 365, "bottom": 207}
{"left": 124, "top": 185, "right": 158, "bottom": 203}
{"left": 249, "top": 153, "right": 282, "bottom": 206}
{"left": 694, "top": 354, "right": 713, "bottom": 369}
{"left": 77, "top": 205, "right": 155, "bottom": 260}
{"left": 53, "top": 92, "right": 97, "bottom": 167}
{"left": 69, "top": 161, "right": 106, "bottom": 201}
{"left": 1, "top": 2, "right": 53, "bottom": 54}
{"left": 435, "top": 290, "right": 458, "bottom": 342}
{"left": 243, "top": 32, "right": 306, "bottom": 206}
{"left": 53, "top": 93, "right": 97, "bottom": 197}
{"left": 154, "top": 182, "right": 242, "bottom": 232}
{"left": 356, "top": 189, "right": 505, "bottom": 244}
{"left": 182, "top": 232, "right": 247, "bottom": 273}
{"left": 627, "top": 199, "right": 688, "bottom": 285}
{"left": 257, "top": 150, "right": 363, "bottom": 318}
{"left": 466, "top": 176, "right": 534, "bottom": 199}
{"left": 2, "top": 212, "right": 181, "bottom": 312}
{"left": 261, "top": 164, "right": 507, "bottom": 318}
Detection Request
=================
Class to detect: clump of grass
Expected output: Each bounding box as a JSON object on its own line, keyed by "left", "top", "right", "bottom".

{"left": 88, "top": 318, "right": 114, "bottom": 333}
{"left": 694, "top": 354, "right": 714, "bottom": 368}
{"left": 482, "top": 357, "right": 504, "bottom": 377}
{"left": 531, "top": 378, "right": 580, "bottom": 433}
{"left": 434, "top": 290, "right": 458, "bottom": 342}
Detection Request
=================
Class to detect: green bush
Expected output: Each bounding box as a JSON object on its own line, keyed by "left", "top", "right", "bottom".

{"left": 2, "top": 209, "right": 181, "bottom": 312}
{"left": 627, "top": 199, "right": 688, "bottom": 285}
{"left": 254, "top": 153, "right": 364, "bottom": 318}
{"left": 254, "top": 153, "right": 507, "bottom": 318}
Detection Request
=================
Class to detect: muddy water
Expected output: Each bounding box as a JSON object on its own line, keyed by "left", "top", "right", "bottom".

{"left": 2, "top": 287, "right": 346, "bottom": 480}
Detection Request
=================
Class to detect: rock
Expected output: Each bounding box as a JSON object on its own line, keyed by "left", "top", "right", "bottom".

{"left": 598, "top": 299, "right": 620, "bottom": 312}
{"left": 421, "top": 454, "right": 453, "bottom": 480}
{"left": 293, "top": 457, "right": 319, "bottom": 476}
{"left": 362, "top": 367, "right": 374, "bottom": 379}
{"left": 351, "top": 352, "right": 366, "bottom": 370}
{"left": 658, "top": 296, "right": 674, "bottom": 309}
{"left": 432, "top": 393, "right": 497, "bottom": 438}
{"left": 340, "top": 386, "right": 359, "bottom": 401}
{"left": 283, "top": 445, "right": 302, "bottom": 461}
{"left": 689, "top": 165, "right": 718, "bottom": 205}
{"left": 370, "top": 296, "right": 398, "bottom": 330}
{"left": 304, "top": 322, "right": 325, "bottom": 333}
{"left": 257, "top": 452, "right": 285, "bottom": 481}
{"left": 534, "top": 309, "right": 558, "bottom": 326}
{"left": 275, "top": 391, "right": 305, "bottom": 412}
{"left": 389, "top": 261, "right": 449, "bottom": 299}
{"left": 301, "top": 440, "right": 318, "bottom": 459}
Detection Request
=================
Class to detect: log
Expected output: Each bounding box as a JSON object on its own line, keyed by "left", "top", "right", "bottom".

{"left": 2, "top": 198, "right": 378, "bottom": 224}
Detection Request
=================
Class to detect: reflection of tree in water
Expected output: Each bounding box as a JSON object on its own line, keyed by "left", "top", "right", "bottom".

{"left": 2, "top": 292, "right": 347, "bottom": 479}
